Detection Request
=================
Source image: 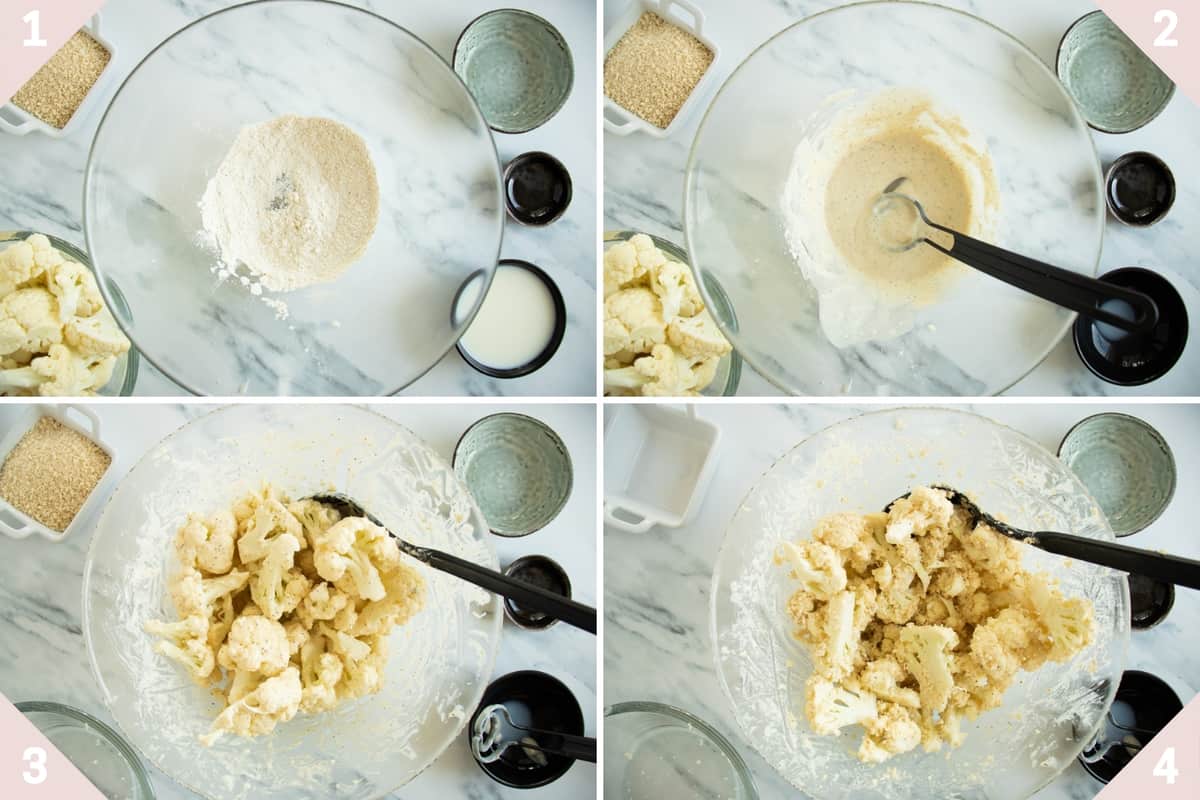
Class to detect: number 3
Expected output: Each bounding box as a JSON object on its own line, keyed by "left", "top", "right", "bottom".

{"left": 22, "top": 9, "right": 48, "bottom": 47}
{"left": 1153, "top": 746, "right": 1179, "bottom": 785}
{"left": 1155, "top": 9, "right": 1179, "bottom": 47}
{"left": 22, "top": 746, "right": 47, "bottom": 785}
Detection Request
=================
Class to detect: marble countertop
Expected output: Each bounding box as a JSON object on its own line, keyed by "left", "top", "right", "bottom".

{"left": 603, "top": 402, "right": 1198, "bottom": 799}
{"left": 603, "top": 0, "right": 1200, "bottom": 397}
{"left": 2, "top": 0, "right": 595, "bottom": 397}
{"left": 0, "top": 402, "right": 596, "bottom": 799}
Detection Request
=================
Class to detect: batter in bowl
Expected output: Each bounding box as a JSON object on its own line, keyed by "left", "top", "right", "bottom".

{"left": 783, "top": 89, "right": 999, "bottom": 347}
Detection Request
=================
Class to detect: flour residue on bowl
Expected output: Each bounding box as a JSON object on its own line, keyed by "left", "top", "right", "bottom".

{"left": 199, "top": 115, "right": 380, "bottom": 316}
{"left": 782, "top": 89, "right": 999, "bottom": 347}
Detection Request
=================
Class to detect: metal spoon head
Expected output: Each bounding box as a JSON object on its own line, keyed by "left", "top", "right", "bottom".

{"left": 306, "top": 492, "right": 385, "bottom": 528}
{"left": 471, "top": 704, "right": 509, "bottom": 764}
{"left": 870, "top": 188, "right": 929, "bottom": 253}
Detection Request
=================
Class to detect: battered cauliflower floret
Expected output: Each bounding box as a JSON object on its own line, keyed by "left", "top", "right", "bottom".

{"left": 778, "top": 486, "right": 1095, "bottom": 762}
{"left": 147, "top": 486, "right": 426, "bottom": 745}
{"left": 602, "top": 233, "right": 732, "bottom": 396}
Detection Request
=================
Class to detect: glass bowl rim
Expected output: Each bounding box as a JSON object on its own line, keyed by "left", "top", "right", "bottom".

{"left": 682, "top": 0, "right": 1105, "bottom": 397}
{"left": 81, "top": 0, "right": 504, "bottom": 397}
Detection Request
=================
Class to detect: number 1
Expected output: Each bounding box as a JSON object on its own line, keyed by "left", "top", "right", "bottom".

{"left": 22, "top": 746, "right": 47, "bottom": 785}
{"left": 22, "top": 9, "right": 47, "bottom": 47}
{"left": 1155, "top": 10, "right": 1179, "bottom": 47}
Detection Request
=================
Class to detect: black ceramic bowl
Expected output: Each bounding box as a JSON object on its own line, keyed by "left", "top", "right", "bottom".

{"left": 468, "top": 670, "right": 585, "bottom": 788}
{"left": 503, "top": 151, "right": 572, "bottom": 226}
{"left": 1078, "top": 670, "right": 1183, "bottom": 784}
{"left": 503, "top": 555, "right": 572, "bottom": 629}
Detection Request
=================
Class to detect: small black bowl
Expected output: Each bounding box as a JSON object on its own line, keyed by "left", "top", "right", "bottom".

{"left": 452, "top": 259, "right": 567, "bottom": 379}
{"left": 468, "top": 670, "right": 585, "bottom": 788}
{"left": 503, "top": 555, "right": 571, "bottom": 630}
{"left": 1079, "top": 670, "right": 1183, "bottom": 784}
{"left": 503, "top": 151, "right": 572, "bottom": 226}
{"left": 1074, "top": 267, "right": 1188, "bottom": 385}
{"left": 1128, "top": 573, "right": 1174, "bottom": 630}
{"left": 1105, "top": 152, "right": 1175, "bottom": 227}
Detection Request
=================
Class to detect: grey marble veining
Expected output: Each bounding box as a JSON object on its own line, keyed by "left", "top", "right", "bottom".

{"left": 0, "top": 403, "right": 596, "bottom": 799}
{"left": 604, "top": 403, "right": 1199, "bottom": 799}
{"left": 604, "top": 0, "right": 1200, "bottom": 397}
{"left": 1, "top": 0, "right": 595, "bottom": 397}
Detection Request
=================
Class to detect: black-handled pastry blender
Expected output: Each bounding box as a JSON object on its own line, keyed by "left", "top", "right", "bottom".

{"left": 472, "top": 704, "right": 596, "bottom": 764}
{"left": 309, "top": 493, "right": 597, "bottom": 634}
{"left": 885, "top": 486, "right": 1200, "bottom": 591}
{"left": 873, "top": 179, "right": 1159, "bottom": 335}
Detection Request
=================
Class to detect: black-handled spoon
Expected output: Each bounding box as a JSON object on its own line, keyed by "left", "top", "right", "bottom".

{"left": 874, "top": 183, "right": 1159, "bottom": 335}
{"left": 309, "top": 493, "right": 597, "bottom": 634}
{"left": 885, "top": 486, "right": 1200, "bottom": 590}
{"left": 473, "top": 704, "right": 596, "bottom": 764}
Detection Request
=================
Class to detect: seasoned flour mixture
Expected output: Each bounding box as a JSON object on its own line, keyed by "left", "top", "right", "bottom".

{"left": 783, "top": 89, "right": 998, "bottom": 347}
{"left": 200, "top": 115, "right": 380, "bottom": 293}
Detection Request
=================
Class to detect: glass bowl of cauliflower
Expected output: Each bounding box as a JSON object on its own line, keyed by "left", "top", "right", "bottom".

{"left": 82, "top": 405, "right": 502, "bottom": 800}
{"left": 604, "top": 231, "right": 741, "bottom": 396}
{"left": 710, "top": 408, "right": 1129, "bottom": 800}
{"left": 0, "top": 231, "right": 138, "bottom": 396}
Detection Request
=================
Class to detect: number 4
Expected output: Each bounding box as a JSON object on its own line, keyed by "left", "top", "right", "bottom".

{"left": 22, "top": 9, "right": 47, "bottom": 47}
{"left": 1155, "top": 10, "right": 1179, "bottom": 47}
{"left": 1153, "top": 746, "right": 1179, "bottom": 785}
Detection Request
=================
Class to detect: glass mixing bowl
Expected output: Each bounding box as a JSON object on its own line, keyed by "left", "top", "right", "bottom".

{"left": 603, "top": 231, "right": 742, "bottom": 397}
{"left": 685, "top": 1, "right": 1104, "bottom": 396}
{"left": 0, "top": 231, "right": 138, "bottom": 396}
{"left": 82, "top": 405, "right": 502, "bottom": 800}
{"left": 710, "top": 408, "right": 1129, "bottom": 800}
{"left": 84, "top": 0, "right": 504, "bottom": 395}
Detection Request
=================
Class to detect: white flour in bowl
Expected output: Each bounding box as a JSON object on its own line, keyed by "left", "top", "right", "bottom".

{"left": 199, "top": 115, "right": 380, "bottom": 304}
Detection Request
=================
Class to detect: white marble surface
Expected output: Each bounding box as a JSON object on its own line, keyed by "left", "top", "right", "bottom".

{"left": 0, "top": 402, "right": 596, "bottom": 799}
{"left": 603, "top": 0, "right": 1200, "bottom": 397}
{"left": 603, "top": 402, "right": 1199, "bottom": 799}
{"left": 1, "top": 0, "right": 596, "bottom": 397}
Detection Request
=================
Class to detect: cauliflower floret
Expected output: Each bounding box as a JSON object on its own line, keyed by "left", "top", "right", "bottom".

{"left": 200, "top": 666, "right": 302, "bottom": 746}
{"left": 0, "top": 239, "right": 42, "bottom": 296}
{"left": 238, "top": 498, "right": 304, "bottom": 564}
{"left": 296, "top": 581, "right": 353, "bottom": 629}
{"left": 819, "top": 590, "right": 860, "bottom": 681}
{"left": 28, "top": 345, "right": 93, "bottom": 396}
{"left": 170, "top": 568, "right": 250, "bottom": 619}
{"left": 177, "top": 511, "right": 237, "bottom": 575}
{"left": 287, "top": 498, "right": 342, "bottom": 549}
{"left": 895, "top": 625, "right": 958, "bottom": 714}
{"left": 603, "top": 240, "right": 647, "bottom": 297}
{"left": 1025, "top": 573, "right": 1094, "bottom": 661}
{"left": 46, "top": 259, "right": 103, "bottom": 322}
{"left": 144, "top": 615, "right": 215, "bottom": 681}
{"left": 321, "top": 626, "right": 386, "bottom": 699}
{"left": 604, "top": 343, "right": 704, "bottom": 397}
{"left": 604, "top": 287, "right": 666, "bottom": 356}
{"left": 249, "top": 533, "right": 308, "bottom": 620}
{"left": 312, "top": 517, "right": 392, "bottom": 602}
{"left": 351, "top": 561, "right": 426, "bottom": 637}
{"left": 805, "top": 676, "right": 877, "bottom": 735}
{"left": 62, "top": 311, "right": 130, "bottom": 358}
{"left": 776, "top": 540, "right": 848, "bottom": 601}
{"left": 885, "top": 486, "right": 954, "bottom": 544}
{"left": 299, "top": 634, "right": 344, "bottom": 714}
{"left": 0, "top": 288, "right": 62, "bottom": 355}
{"left": 859, "top": 701, "right": 922, "bottom": 762}
{"left": 969, "top": 607, "right": 1047, "bottom": 682}
{"left": 217, "top": 615, "right": 291, "bottom": 676}
{"left": 0, "top": 364, "right": 45, "bottom": 394}
{"left": 858, "top": 657, "right": 920, "bottom": 709}
{"left": 665, "top": 311, "right": 731, "bottom": 360}
{"left": 872, "top": 561, "right": 921, "bottom": 624}
{"left": 650, "top": 259, "right": 704, "bottom": 321}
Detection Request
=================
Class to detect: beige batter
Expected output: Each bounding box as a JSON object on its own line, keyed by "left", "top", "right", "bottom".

{"left": 783, "top": 89, "right": 998, "bottom": 347}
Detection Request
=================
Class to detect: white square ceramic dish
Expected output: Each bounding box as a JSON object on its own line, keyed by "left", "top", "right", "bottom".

{"left": 0, "top": 405, "right": 116, "bottom": 542}
{"left": 602, "top": 0, "right": 720, "bottom": 138}
{"left": 0, "top": 14, "right": 118, "bottom": 138}
{"left": 604, "top": 404, "right": 721, "bottom": 532}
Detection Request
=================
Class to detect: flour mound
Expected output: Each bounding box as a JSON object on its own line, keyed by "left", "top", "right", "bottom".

{"left": 200, "top": 115, "right": 379, "bottom": 293}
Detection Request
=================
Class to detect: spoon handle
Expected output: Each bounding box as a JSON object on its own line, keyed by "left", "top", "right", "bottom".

{"left": 402, "top": 543, "right": 597, "bottom": 633}
{"left": 1029, "top": 531, "right": 1200, "bottom": 590}
{"left": 526, "top": 731, "right": 597, "bottom": 763}
{"left": 923, "top": 222, "right": 1159, "bottom": 334}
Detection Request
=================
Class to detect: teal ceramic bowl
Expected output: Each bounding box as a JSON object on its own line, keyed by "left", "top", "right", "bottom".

{"left": 453, "top": 413, "right": 573, "bottom": 536}
{"left": 453, "top": 9, "right": 573, "bottom": 134}
{"left": 1058, "top": 412, "right": 1176, "bottom": 537}
{"left": 1057, "top": 11, "right": 1175, "bottom": 134}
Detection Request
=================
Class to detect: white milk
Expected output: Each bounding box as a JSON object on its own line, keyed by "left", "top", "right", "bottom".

{"left": 458, "top": 264, "right": 558, "bottom": 369}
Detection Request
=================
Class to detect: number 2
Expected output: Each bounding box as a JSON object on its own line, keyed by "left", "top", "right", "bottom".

{"left": 22, "top": 9, "right": 47, "bottom": 47}
{"left": 1153, "top": 746, "right": 1179, "bottom": 785}
{"left": 22, "top": 746, "right": 47, "bottom": 785}
{"left": 1155, "top": 9, "right": 1179, "bottom": 47}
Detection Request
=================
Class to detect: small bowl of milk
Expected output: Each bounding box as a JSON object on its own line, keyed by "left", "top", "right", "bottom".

{"left": 453, "top": 259, "right": 567, "bottom": 378}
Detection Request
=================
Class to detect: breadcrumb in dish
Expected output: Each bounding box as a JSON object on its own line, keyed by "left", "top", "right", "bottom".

{"left": 775, "top": 486, "right": 1094, "bottom": 762}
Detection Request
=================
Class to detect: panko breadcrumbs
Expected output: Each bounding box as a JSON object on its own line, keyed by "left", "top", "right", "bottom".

{"left": 604, "top": 12, "right": 713, "bottom": 129}
{"left": 13, "top": 30, "right": 111, "bottom": 129}
{"left": 0, "top": 416, "right": 110, "bottom": 531}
